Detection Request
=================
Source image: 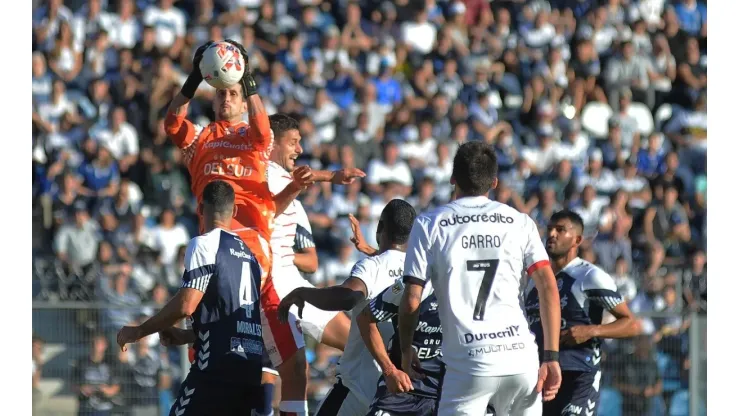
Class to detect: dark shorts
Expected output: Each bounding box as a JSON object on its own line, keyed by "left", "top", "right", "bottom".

{"left": 367, "top": 387, "right": 436, "bottom": 416}
{"left": 168, "top": 373, "right": 263, "bottom": 416}
{"left": 543, "top": 370, "right": 601, "bottom": 416}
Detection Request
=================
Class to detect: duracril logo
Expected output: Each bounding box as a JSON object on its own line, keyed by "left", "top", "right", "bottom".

{"left": 439, "top": 213, "right": 514, "bottom": 227}
{"left": 462, "top": 325, "right": 520, "bottom": 344}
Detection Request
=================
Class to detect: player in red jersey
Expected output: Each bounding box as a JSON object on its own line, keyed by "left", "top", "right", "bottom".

{"left": 164, "top": 40, "right": 363, "bottom": 416}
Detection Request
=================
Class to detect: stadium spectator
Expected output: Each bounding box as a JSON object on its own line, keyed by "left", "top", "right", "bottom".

{"left": 72, "top": 334, "right": 122, "bottom": 416}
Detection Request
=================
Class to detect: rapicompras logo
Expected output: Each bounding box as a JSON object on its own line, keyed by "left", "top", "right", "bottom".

{"left": 439, "top": 213, "right": 514, "bottom": 227}
{"left": 204, "top": 141, "right": 253, "bottom": 151}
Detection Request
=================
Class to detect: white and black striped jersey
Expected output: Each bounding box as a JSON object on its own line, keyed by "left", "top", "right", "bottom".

{"left": 404, "top": 196, "right": 549, "bottom": 377}
{"left": 339, "top": 249, "right": 406, "bottom": 407}
{"left": 181, "top": 228, "right": 263, "bottom": 383}
{"left": 525, "top": 257, "right": 624, "bottom": 372}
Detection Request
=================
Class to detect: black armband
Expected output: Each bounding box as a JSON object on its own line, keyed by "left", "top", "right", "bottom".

{"left": 243, "top": 72, "right": 258, "bottom": 97}
{"left": 543, "top": 350, "right": 559, "bottom": 363}
{"left": 181, "top": 72, "right": 203, "bottom": 99}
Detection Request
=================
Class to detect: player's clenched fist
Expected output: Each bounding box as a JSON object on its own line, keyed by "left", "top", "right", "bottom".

{"left": 117, "top": 325, "right": 142, "bottom": 352}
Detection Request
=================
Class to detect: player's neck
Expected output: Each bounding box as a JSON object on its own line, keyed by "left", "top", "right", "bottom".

{"left": 380, "top": 243, "right": 407, "bottom": 253}
{"left": 204, "top": 220, "right": 232, "bottom": 233}
{"left": 551, "top": 253, "right": 578, "bottom": 273}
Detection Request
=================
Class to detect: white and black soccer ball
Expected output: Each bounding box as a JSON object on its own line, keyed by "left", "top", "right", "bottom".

{"left": 199, "top": 41, "right": 246, "bottom": 90}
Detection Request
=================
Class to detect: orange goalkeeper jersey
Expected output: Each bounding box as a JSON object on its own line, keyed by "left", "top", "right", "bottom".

{"left": 164, "top": 112, "right": 276, "bottom": 241}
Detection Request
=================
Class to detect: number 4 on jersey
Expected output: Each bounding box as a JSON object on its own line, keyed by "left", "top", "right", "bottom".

{"left": 240, "top": 262, "right": 255, "bottom": 318}
{"left": 468, "top": 259, "right": 500, "bottom": 321}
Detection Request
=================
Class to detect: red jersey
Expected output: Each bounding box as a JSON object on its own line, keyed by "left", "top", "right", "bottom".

{"left": 164, "top": 112, "right": 276, "bottom": 241}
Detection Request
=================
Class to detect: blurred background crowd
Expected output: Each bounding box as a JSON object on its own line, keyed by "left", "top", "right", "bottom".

{"left": 31, "top": 0, "right": 707, "bottom": 415}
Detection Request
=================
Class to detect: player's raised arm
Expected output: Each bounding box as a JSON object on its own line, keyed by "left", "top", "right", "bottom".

{"left": 222, "top": 39, "right": 273, "bottom": 156}
{"left": 164, "top": 42, "right": 213, "bottom": 149}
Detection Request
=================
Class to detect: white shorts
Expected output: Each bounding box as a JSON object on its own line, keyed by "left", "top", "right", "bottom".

{"left": 272, "top": 266, "right": 340, "bottom": 343}
{"left": 438, "top": 366, "right": 542, "bottom": 416}
{"left": 314, "top": 378, "right": 369, "bottom": 416}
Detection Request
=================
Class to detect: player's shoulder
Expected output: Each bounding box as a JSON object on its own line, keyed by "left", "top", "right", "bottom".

{"left": 186, "top": 229, "right": 223, "bottom": 257}
{"left": 350, "top": 255, "right": 381, "bottom": 278}
{"left": 568, "top": 258, "right": 615, "bottom": 290}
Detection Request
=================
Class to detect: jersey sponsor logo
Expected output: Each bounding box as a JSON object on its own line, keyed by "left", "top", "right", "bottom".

{"left": 389, "top": 268, "right": 404, "bottom": 278}
{"left": 416, "top": 321, "right": 442, "bottom": 334}
{"left": 467, "top": 342, "right": 526, "bottom": 357}
{"left": 439, "top": 213, "right": 514, "bottom": 227}
{"left": 230, "top": 337, "right": 262, "bottom": 356}
{"left": 413, "top": 344, "right": 441, "bottom": 360}
{"left": 204, "top": 141, "right": 254, "bottom": 151}
{"left": 229, "top": 248, "right": 253, "bottom": 260}
{"left": 236, "top": 320, "right": 262, "bottom": 336}
{"left": 462, "top": 325, "right": 520, "bottom": 344}
{"left": 203, "top": 161, "right": 254, "bottom": 177}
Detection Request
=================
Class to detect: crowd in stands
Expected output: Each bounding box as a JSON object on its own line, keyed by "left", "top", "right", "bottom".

{"left": 32, "top": 0, "right": 707, "bottom": 415}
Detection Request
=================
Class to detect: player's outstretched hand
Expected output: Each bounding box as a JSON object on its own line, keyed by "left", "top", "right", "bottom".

{"left": 116, "top": 325, "right": 142, "bottom": 352}
{"left": 401, "top": 349, "right": 426, "bottom": 381}
{"left": 331, "top": 168, "right": 366, "bottom": 185}
{"left": 278, "top": 288, "right": 306, "bottom": 323}
{"left": 536, "top": 361, "right": 562, "bottom": 402}
{"left": 384, "top": 367, "right": 414, "bottom": 394}
{"left": 348, "top": 214, "right": 375, "bottom": 256}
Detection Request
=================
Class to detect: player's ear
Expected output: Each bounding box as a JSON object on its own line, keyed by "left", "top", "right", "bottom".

{"left": 232, "top": 205, "right": 238, "bottom": 219}
{"left": 449, "top": 175, "right": 456, "bottom": 186}
{"left": 574, "top": 234, "right": 583, "bottom": 247}
{"left": 491, "top": 177, "right": 498, "bottom": 190}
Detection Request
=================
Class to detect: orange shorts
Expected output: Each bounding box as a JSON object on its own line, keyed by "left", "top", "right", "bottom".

{"left": 232, "top": 209, "right": 306, "bottom": 369}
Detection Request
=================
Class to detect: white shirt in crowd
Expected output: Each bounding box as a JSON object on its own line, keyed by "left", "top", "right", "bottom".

{"left": 366, "top": 159, "right": 414, "bottom": 187}
{"left": 143, "top": 5, "right": 186, "bottom": 49}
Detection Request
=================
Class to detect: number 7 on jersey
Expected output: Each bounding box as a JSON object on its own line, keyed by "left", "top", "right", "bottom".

{"left": 468, "top": 259, "right": 500, "bottom": 321}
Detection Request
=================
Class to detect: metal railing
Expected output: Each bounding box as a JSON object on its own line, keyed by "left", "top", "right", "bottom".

{"left": 32, "top": 303, "right": 706, "bottom": 416}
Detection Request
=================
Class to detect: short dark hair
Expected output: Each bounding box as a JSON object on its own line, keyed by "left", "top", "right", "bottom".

{"left": 269, "top": 114, "right": 300, "bottom": 140}
{"left": 550, "top": 210, "right": 584, "bottom": 235}
{"left": 380, "top": 199, "right": 417, "bottom": 245}
{"left": 452, "top": 141, "right": 498, "bottom": 196}
{"left": 202, "top": 180, "right": 235, "bottom": 215}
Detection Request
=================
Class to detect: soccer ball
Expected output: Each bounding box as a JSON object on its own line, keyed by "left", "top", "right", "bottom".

{"left": 199, "top": 41, "right": 246, "bottom": 90}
